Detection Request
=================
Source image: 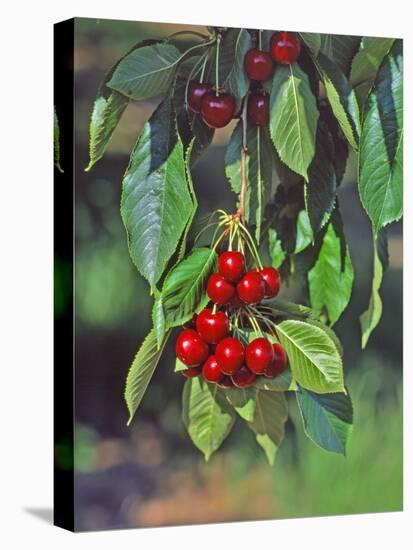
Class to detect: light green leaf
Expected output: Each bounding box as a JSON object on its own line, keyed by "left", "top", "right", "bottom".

{"left": 248, "top": 391, "right": 288, "bottom": 465}
{"left": 296, "top": 386, "right": 353, "bottom": 454}
{"left": 162, "top": 247, "right": 218, "bottom": 327}
{"left": 125, "top": 328, "right": 170, "bottom": 425}
{"left": 295, "top": 210, "right": 313, "bottom": 253}
{"left": 268, "top": 228, "right": 286, "bottom": 268}
{"left": 219, "top": 29, "right": 252, "bottom": 109}
{"left": 308, "top": 221, "right": 354, "bottom": 325}
{"left": 275, "top": 320, "right": 345, "bottom": 393}
{"left": 226, "top": 387, "right": 256, "bottom": 421}
{"left": 359, "top": 40, "right": 403, "bottom": 235}
{"left": 54, "top": 107, "right": 63, "bottom": 173}
{"left": 182, "top": 377, "right": 236, "bottom": 461}
{"left": 121, "top": 97, "right": 193, "bottom": 287}
{"left": 175, "top": 357, "right": 188, "bottom": 372}
{"left": 152, "top": 298, "right": 165, "bottom": 349}
{"left": 269, "top": 63, "right": 319, "bottom": 181}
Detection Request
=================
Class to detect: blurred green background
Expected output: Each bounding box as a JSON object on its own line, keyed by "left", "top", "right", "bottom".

{"left": 61, "top": 18, "right": 402, "bottom": 531}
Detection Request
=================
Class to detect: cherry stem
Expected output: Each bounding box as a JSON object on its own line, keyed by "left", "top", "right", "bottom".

{"left": 238, "top": 222, "right": 263, "bottom": 269}
{"left": 258, "top": 30, "right": 262, "bottom": 50}
{"left": 199, "top": 52, "right": 209, "bottom": 83}
{"left": 247, "top": 306, "right": 277, "bottom": 337}
{"left": 215, "top": 35, "right": 221, "bottom": 96}
{"left": 246, "top": 310, "right": 262, "bottom": 336}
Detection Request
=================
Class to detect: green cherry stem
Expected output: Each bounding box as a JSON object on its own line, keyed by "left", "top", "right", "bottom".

{"left": 215, "top": 34, "right": 221, "bottom": 95}
{"left": 258, "top": 29, "right": 262, "bottom": 49}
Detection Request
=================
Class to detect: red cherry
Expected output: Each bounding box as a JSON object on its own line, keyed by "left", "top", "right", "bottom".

{"left": 218, "top": 251, "right": 246, "bottom": 282}
{"left": 244, "top": 48, "right": 274, "bottom": 81}
{"left": 215, "top": 337, "right": 245, "bottom": 375}
{"left": 196, "top": 308, "right": 229, "bottom": 344}
{"left": 257, "top": 266, "right": 281, "bottom": 298}
{"left": 200, "top": 91, "right": 236, "bottom": 128}
{"left": 182, "top": 366, "right": 202, "bottom": 378}
{"left": 217, "top": 375, "right": 234, "bottom": 388}
{"left": 248, "top": 92, "right": 269, "bottom": 127}
{"left": 231, "top": 365, "right": 256, "bottom": 388}
{"left": 270, "top": 31, "right": 301, "bottom": 64}
{"left": 175, "top": 329, "right": 209, "bottom": 367}
{"left": 237, "top": 271, "right": 266, "bottom": 304}
{"left": 264, "top": 343, "right": 288, "bottom": 378}
{"left": 187, "top": 81, "right": 213, "bottom": 113}
{"left": 228, "top": 292, "right": 243, "bottom": 310}
{"left": 202, "top": 355, "right": 223, "bottom": 383}
{"left": 207, "top": 274, "right": 235, "bottom": 305}
{"left": 245, "top": 337, "right": 274, "bottom": 374}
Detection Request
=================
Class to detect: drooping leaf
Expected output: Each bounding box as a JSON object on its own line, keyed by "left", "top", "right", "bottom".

{"left": 299, "top": 32, "right": 321, "bottom": 56}
{"left": 269, "top": 63, "right": 319, "bottom": 181}
{"left": 226, "top": 387, "right": 256, "bottom": 421}
{"left": 218, "top": 29, "right": 252, "bottom": 109}
{"left": 350, "top": 36, "right": 395, "bottom": 108}
{"left": 308, "top": 221, "right": 354, "bottom": 325}
{"left": 182, "top": 377, "right": 236, "bottom": 461}
{"left": 295, "top": 210, "right": 313, "bottom": 253}
{"left": 320, "top": 34, "right": 361, "bottom": 75}
{"left": 360, "top": 229, "right": 388, "bottom": 348}
{"left": 121, "top": 97, "right": 193, "bottom": 287}
{"left": 296, "top": 386, "right": 353, "bottom": 454}
{"left": 275, "top": 320, "right": 345, "bottom": 393}
{"left": 54, "top": 107, "right": 64, "bottom": 173}
{"left": 162, "top": 247, "right": 218, "bottom": 327}
{"left": 152, "top": 298, "right": 166, "bottom": 349}
{"left": 248, "top": 390, "right": 288, "bottom": 465}
{"left": 253, "top": 369, "right": 296, "bottom": 391}
{"left": 359, "top": 40, "right": 403, "bottom": 235}
{"left": 268, "top": 228, "right": 286, "bottom": 268}
{"left": 125, "top": 329, "right": 170, "bottom": 425}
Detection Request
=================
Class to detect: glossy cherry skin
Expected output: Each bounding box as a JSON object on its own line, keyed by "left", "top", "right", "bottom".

{"left": 196, "top": 308, "right": 229, "bottom": 344}
{"left": 237, "top": 271, "right": 266, "bottom": 304}
{"left": 217, "top": 375, "right": 234, "bottom": 388}
{"left": 187, "top": 81, "right": 213, "bottom": 113}
{"left": 270, "top": 32, "right": 301, "bottom": 64}
{"left": 175, "top": 329, "right": 209, "bottom": 367}
{"left": 202, "top": 355, "right": 224, "bottom": 383}
{"left": 207, "top": 274, "right": 235, "bottom": 305}
{"left": 257, "top": 266, "right": 281, "bottom": 298}
{"left": 215, "top": 337, "right": 245, "bottom": 375}
{"left": 218, "top": 251, "right": 246, "bottom": 282}
{"left": 182, "top": 366, "right": 202, "bottom": 378}
{"left": 248, "top": 92, "right": 269, "bottom": 127}
{"left": 245, "top": 337, "right": 275, "bottom": 374}
{"left": 263, "top": 343, "right": 288, "bottom": 378}
{"left": 200, "top": 91, "right": 236, "bottom": 128}
{"left": 244, "top": 48, "right": 274, "bottom": 81}
{"left": 231, "top": 365, "right": 256, "bottom": 388}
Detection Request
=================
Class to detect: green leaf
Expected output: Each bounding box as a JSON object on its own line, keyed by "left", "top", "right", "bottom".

{"left": 219, "top": 29, "right": 252, "bottom": 109}
{"left": 226, "top": 387, "right": 256, "bottom": 421}
{"left": 308, "top": 221, "right": 354, "bottom": 325}
{"left": 54, "top": 107, "right": 64, "bottom": 173}
{"left": 268, "top": 228, "right": 286, "bottom": 268}
{"left": 175, "top": 357, "right": 188, "bottom": 372}
{"left": 107, "top": 42, "right": 183, "bottom": 100}
{"left": 315, "top": 53, "right": 361, "bottom": 150}
{"left": 295, "top": 210, "right": 313, "bottom": 253}
{"left": 162, "top": 247, "right": 218, "bottom": 327}
{"left": 299, "top": 32, "right": 321, "bottom": 56}
{"left": 152, "top": 298, "right": 165, "bottom": 349}
{"left": 253, "top": 369, "right": 296, "bottom": 391}
{"left": 350, "top": 37, "right": 395, "bottom": 108}
{"left": 125, "top": 328, "right": 170, "bottom": 425}
{"left": 248, "top": 391, "right": 288, "bottom": 465}
{"left": 225, "top": 122, "right": 273, "bottom": 242}
{"left": 269, "top": 63, "right": 319, "bottom": 181}
{"left": 182, "top": 377, "right": 236, "bottom": 461}
{"left": 275, "top": 320, "right": 344, "bottom": 393}
{"left": 320, "top": 34, "right": 361, "bottom": 75}
{"left": 360, "top": 229, "right": 388, "bottom": 348}
{"left": 121, "top": 97, "right": 193, "bottom": 287}
{"left": 296, "top": 386, "right": 353, "bottom": 455}
{"left": 359, "top": 40, "right": 403, "bottom": 235}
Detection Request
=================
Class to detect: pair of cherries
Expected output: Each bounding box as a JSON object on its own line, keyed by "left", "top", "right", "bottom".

{"left": 207, "top": 251, "right": 280, "bottom": 306}
{"left": 187, "top": 31, "right": 301, "bottom": 129}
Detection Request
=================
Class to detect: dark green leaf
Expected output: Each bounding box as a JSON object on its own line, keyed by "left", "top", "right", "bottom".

{"left": 320, "top": 34, "right": 361, "bottom": 75}
{"left": 253, "top": 369, "right": 296, "bottom": 391}
{"left": 296, "top": 386, "right": 353, "bottom": 454}
{"left": 218, "top": 29, "right": 252, "bottom": 109}
{"left": 299, "top": 32, "right": 322, "bottom": 56}
{"left": 359, "top": 40, "right": 403, "bottom": 235}
{"left": 121, "top": 97, "right": 193, "bottom": 287}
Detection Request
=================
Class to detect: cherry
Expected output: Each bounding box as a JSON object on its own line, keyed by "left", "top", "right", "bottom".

{"left": 196, "top": 308, "right": 229, "bottom": 344}
{"left": 187, "top": 81, "right": 212, "bottom": 114}
{"left": 207, "top": 274, "right": 235, "bottom": 305}
{"left": 245, "top": 337, "right": 274, "bottom": 374}
{"left": 244, "top": 48, "right": 274, "bottom": 81}
{"left": 200, "top": 91, "right": 236, "bottom": 128}
{"left": 202, "top": 355, "right": 223, "bottom": 383}
{"left": 182, "top": 366, "right": 202, "bottom": 378}
{"left": 264, "top": 343, "right": 288, "bottom": 378}
{"left": 270, "top": 32, "right": 301, "bottom": 65}
{"left": 257, "top": 266, "right": 281, "bottom": 298}
{"left": 175, "top": 329, "right": 209, "bottom": 367}
{"left": 237, "top": 271, "right": 266, "bottom": 304}
{"left": 217, "top": 375, "right": 234, "bottom": 388}
{"left": 215, "top": 337, "right": 245, "bottom": 375}
{"left": 231, "top": 365, "right": 256, "bottom": 388}
{"left": 218, "top": 251, "right": 246, "bottom": 282}
{"left": 247, "top": 91, "right": 269, "bottom": 127}
{"left": 228, "top": 293, "right": 243, "bottom": 309}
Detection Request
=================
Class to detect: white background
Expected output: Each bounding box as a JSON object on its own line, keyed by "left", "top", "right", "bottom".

{"left": 0, "top": 0, "right": 410, "bottom": 548}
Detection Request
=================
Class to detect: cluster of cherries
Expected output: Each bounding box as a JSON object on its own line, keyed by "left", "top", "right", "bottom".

{"left": 175, "top": 250, "right": 288, "bottom": 389}
{"left": 187, "top": 31, "right": 301, "bottom": 129}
